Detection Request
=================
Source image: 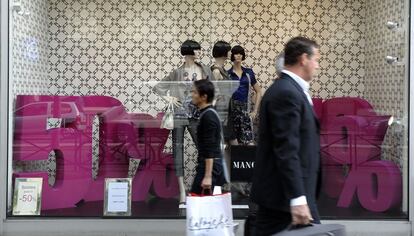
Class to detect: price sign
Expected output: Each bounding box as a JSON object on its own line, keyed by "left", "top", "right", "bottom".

{"left": 12, "top": 178, "right": 43, "bottom": 215}
{"left": 104, "top": 178, "right": 132, "bottom": 216}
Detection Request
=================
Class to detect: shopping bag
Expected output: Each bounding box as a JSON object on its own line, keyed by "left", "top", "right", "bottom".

{"left": 186, "top": 192, "right": 234, "bottom": 236}
{"left": 160, "top": 91, "right": 175, "bottom": 130}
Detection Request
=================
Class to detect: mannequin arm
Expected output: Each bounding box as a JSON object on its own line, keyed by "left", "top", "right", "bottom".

{"left": 153, "top": 70, "right": 175, "bottom": 96}
{"left": 252, "top": 83, "right": 262, "bottom": 112}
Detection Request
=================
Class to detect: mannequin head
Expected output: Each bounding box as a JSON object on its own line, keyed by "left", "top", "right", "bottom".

{"left": 231, "top": 45, "right": 246, "bottom": 63}
{"left": 212, "top": 41, "right": 231, "bottom": 59}
{"left": 181, "top": 40, "right": 201, "bottom": 60}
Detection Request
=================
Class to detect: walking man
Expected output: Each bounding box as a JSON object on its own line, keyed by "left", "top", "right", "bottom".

{"left": 190, "top": 79, "right": 227, "bottom": 194}
{"left": 250, "top": 36, "right": 322, "bottom": 235}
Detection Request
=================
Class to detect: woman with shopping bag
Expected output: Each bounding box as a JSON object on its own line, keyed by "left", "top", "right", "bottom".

{"left": 186, "top": 79, "right": 234, "bottom": 236}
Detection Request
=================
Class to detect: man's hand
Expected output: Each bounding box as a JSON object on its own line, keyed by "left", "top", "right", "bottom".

{"left": 201, "top": 175, "right": 212, "bottom": 190}
{"left": 291, "top": 204, "right": 313, "bottom": 225}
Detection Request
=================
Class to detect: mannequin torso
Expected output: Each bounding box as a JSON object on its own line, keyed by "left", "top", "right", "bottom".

{"left": 212, "top": 58, "right": 229, "bottom": 80}
{"left": 184, "top": 64, "right": 203, "bottom": 81}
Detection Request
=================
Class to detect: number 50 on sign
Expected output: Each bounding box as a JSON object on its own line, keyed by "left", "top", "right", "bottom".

{"left": 12, "top": 178, "right": 43, "bottom": 215}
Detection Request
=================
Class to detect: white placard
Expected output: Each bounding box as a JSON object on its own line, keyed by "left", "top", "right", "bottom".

{"left": 107, "top": 182, "right": 129, "bottom": 212}
{"left": 13, "top": 178, "right": 42, "bottom": 215}
{"left": 104, "top": 178, "right": 132, "bottom": 216}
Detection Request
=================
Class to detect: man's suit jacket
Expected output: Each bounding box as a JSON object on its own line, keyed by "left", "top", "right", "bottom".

{"left": 251, "top": 72, "right": 321, "bottom": 219}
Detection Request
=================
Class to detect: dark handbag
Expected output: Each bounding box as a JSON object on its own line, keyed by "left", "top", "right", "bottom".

{"left": 273, "top": 224, "right": 346, "bottom": 236}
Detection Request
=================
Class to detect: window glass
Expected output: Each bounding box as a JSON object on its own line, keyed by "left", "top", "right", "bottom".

{"left": 8, "top": 0, "right": 409, "bottom": 220}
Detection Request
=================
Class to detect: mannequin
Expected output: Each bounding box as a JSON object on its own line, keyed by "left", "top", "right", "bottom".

{"left": 227, "top": 45, "right": 262, "bottom": 197}
{"left": 211, "top": 40, "right": 231, "bottom": 80}
{"left": 154, "top": 40, "right": 213, "bottom": 204}
{"left": 209, "top": 41, "right": 233, "bottom": 190}
{"left": 210, "top": 41, "right": 232, "bottom": 122}
{"left": 228, "top": 45, "right": 262, "bottom": 146}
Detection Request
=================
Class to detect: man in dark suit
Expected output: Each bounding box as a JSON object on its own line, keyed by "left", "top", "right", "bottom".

{"left": 250, "top": 36, "right": 321, "bottom": 235}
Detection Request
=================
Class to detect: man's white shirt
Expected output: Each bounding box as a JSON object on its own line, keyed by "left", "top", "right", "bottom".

{"left": 281, "top": 69, "right": 311, "bottom": 206}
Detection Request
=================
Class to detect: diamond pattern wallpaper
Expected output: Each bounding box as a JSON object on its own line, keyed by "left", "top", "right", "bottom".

{"left": 12, "top": 0, "right": 49, "bottom": 95}
{"left": 363, "top": 0, "right": 409, "bottom": 169}
{"left": 47, "top": 0, "right": 367, "bottom": 105}
{"left": 364, "top": 0, "right": 408, "bottom": 118}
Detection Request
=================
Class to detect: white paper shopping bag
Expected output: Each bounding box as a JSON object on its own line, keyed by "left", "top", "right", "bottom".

{"left": 186, "top": 192, "right": 234, "bottom": 236}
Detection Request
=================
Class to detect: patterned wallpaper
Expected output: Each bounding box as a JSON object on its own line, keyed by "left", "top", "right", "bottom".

{"left": 306, "top": 0, "right": 366, "bottom": 98}
{"left": 363, "top": 0, "right": 409, "bottom": 169}
{"left": 364, "top": 0, "right": 408, "bottom": 119}
{"left": 11, "top": 0, "right": 49, "bottom": 95}
{"left": 47, "top": 0, "right": 367, "bottom": 107}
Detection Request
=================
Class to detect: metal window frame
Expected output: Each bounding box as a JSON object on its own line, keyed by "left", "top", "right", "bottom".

{"left": 409, "top": 0, "right": 414, "bottom": 233}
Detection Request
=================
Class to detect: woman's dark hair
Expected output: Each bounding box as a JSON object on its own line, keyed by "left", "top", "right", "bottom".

{"left": 212, "top": 41, "right": 231, "bottom": 58}
{"left": 181, "top": 40, "right": 201, "bottom": 56}
{"left": 284, "top": 36, "right": 319, "bottom": 66}
{"left": 231, "top": 45, "right": 246, "bottom": 62}
{"left": 194, "top": 80, "right": 215, "bottom": 103}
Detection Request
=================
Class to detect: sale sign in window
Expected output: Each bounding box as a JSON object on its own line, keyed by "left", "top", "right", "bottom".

{"left": 12, "top": 178, "right": 43, "bottom": 215}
